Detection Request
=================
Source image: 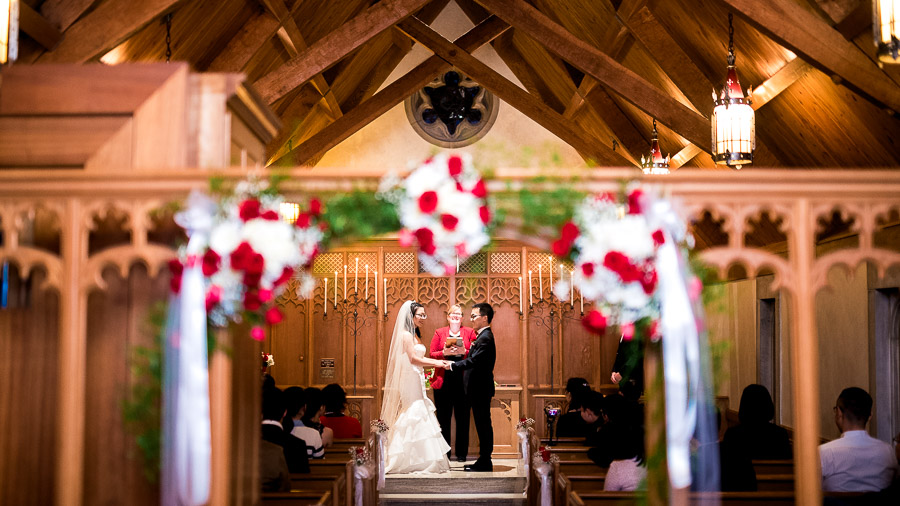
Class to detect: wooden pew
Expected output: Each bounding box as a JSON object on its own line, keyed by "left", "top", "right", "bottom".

{"left": 752, "top": 460, "right": 792, "bottom": 475}
{"left": 261, "top": 490, "right": 332, "bottom": 505}
{"left": 570, "top": 490, "right": 798, "bottom": 505}
{"left": 290, "top": 469, "right": 348, "bottom": 506}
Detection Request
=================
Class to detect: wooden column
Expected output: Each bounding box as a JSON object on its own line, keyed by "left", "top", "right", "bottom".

{"left": 789, "top": 198, "right": 821, "bottom": 505}
{"left": 209, "top": 330, "right": 233, "bottom": 506}
{"left": 56, "top": 199, "right": 86, "bottom": 506}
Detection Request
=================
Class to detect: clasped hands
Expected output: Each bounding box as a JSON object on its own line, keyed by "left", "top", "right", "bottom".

{"left": 438, "top": 360, "right": 452, "bottom": 370}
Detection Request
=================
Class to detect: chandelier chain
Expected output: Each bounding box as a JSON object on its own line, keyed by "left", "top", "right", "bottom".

{"left": 165, "top": 13, "right": 173, "bottom": 63}
{"left": 727, "top": 13, "right": 734, "bottom": 56}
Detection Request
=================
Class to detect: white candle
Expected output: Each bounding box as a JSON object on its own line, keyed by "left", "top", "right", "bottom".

{"left": 383, "top": 277, "right": 387, "bottom": 315}
{"left": 324, "top": 278, "right": 328, "bottom": 314}
{"left": 334, "top": 271, "right": 338, "bottom": 307}
{"left": 518, "top": 276, "right": 523, "bottom": 313}
{"left": 355, "top": 258, "right": 359, "bottom": 294}
{"left": 538, "top": 263, "right": 543, "bottom": 300}
{"left": 374, "top": 270, "right": 378, "bottom": 308}
{"left": 558, "top": 264, "right": 563, "bottom": 294}
{"left": 580, "top": 283, "right": 584, "bottom": 313}
{"left": 528, "top": 270, "right": 533, "bottom": 307}
{"left": 570, "top": 270, "right": 574, "bottom": 307}
{"left": 549, "top": 255, "right": 553, "bottom": 290}
{"left": 344, "top": 265, "right": 347, "bottom": 301}
{"left": 365, "top": 264, "right": 369, "bottom": 300}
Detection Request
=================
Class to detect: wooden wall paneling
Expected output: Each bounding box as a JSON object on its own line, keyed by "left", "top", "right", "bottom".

{"left": 131, "top": 63, "right": 189, "bottom": 169}
{"left": 272, "top": 278, "right": 309, "bottom": 386}
{"left": 0, "top": 116, "right": 131, "bottom": 168}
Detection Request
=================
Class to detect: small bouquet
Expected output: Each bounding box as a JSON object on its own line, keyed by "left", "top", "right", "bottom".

{"left": 370, "top": 419, "right": 389, "bottom": 434}
{"left": 261, "top": 352, "right": 275, "bottom": 368}
{"left": 516, "top": 417, "right": 535, "bottom": 430}
{"left": 349, "top": 446, "right": 371, "bottom": 466}
{"left": 536, "top": 446, "right": 559, "bottom": 464}
{"left": 424, "top": 368, "right": 436, "bottom": 389}
{"left": 379, "top": 153, "right": 491, "bottom": 275}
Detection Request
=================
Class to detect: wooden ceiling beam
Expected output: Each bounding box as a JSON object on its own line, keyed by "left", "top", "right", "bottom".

{"left": 474, "top": 0, "right": 710, "bottom": 149}
{"left": 36, "top": 0, "right": 184, "bottom": 63}
{"left": 39, "top": 0, "right": 98, "bottom": 33}
{"left": 721, "top": 0, "right": 900, "bottom": 114}
{"left": 260, "top": 0, "right": 342, "bottom": 118}
{"left": 751, "top": 57, "right": 814, "bottom": 110}
{"left": 19, "top": 2, "right": 62, "bottom": 51}
{"left": 397, "top": 16, "right": 633, "bottom": 166}
{"left": 271, "top": 15, "right": 511, "bottom": 166}
{"left": 252, "top": 0, "right": 431, "bottom": 104}
{"left": 206, "top": 9, "right": 280, "bottom": 72}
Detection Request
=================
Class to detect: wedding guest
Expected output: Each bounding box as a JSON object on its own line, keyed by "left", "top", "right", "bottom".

{"left": 582, "top": 391, "right": 616, "bottom": 467}
{"left": 723, "top": 384, "right": 792, "bottom": 460}
{"left": 282, "top": 386, "right": 306, "bottom": 434}
{"left": 556, "top": 377, "right": 591, "bottom": 437}
{"left": 320, "top": 383, "right": 363, "bottom": 438}
{"left": 261, "top": 386, "right": 309, "bottom": 473}
{"left": 259, "top": 440, "right": 290, "bottom": 492}
{"left": 301, "top": 387, "right": 334, "bottom": 448}
{"left": 603, "top": 414, "right": 646, "bottom": 491}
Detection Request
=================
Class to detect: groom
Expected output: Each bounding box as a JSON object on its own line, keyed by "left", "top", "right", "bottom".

{"left": 450, "top": 302, "right": 497, "bottom": 472}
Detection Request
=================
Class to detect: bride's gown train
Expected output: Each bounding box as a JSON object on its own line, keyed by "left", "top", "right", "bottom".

{"left": 384, "top": 343, "right": 450, "bottom": 474}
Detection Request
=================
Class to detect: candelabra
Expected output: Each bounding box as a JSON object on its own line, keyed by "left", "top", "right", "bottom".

{"left": 324, "top": 284, "right": 379, "bottom": 395}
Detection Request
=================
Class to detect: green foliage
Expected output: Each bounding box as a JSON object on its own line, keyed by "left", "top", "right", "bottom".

{"left": 322, "top": 191, "right": 401, "bottom": 245}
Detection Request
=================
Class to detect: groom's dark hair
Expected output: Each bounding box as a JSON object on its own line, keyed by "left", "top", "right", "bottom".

{"left": 473, "top": 302, "right": 494, "bottom": 323}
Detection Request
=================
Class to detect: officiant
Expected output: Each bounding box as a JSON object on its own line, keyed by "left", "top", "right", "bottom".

{"left": 429, "top": 304, "right": 475, "bottom": 462}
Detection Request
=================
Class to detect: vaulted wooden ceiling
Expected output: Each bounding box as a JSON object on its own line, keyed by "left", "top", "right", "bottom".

{"left": 11, "top": 0, "right": 900, "bottom": 173}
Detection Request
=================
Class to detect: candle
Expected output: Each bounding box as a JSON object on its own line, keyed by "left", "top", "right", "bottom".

{"left": 383, "top": 277, "right": 387, "bottom": 315}
{"left": 528, "top": 270, "right": 533, "bottom": 307}
{"left": 580, "top": 283, "right": 584, "bottom": 314}
{"left": 344, "top": 265, "right": 347, "bottom": 301}
{"left": 354, "top": 258, "right": 359, "bottom": 294}
{"left": 374, "top": 270, "right": 378, "bottom": 308}
{"left": 538, "top": 264, "right": 543, "bottom": 300}
{"left": 334, "top": 271, "right": 338, "bottom": 307}
{"left": 365, "top": 264, "right": 369, "bottom": 300}
{"left": 549, "top": 255, "right": 553, "bottom": 289}
{"left": 570, "top": 270, "right": 574, "bottom": 307}
{"left": 559, "top": 264, "right": 563, "bottom": 294}
{"left": 324, "top": 278, "right": 328, "bottom": 314}
{"left": 518, "top": 276, "right": 523, "bottom": 313}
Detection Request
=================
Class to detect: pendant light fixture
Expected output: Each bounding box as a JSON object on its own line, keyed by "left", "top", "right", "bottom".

{"left": 711, "top": 13, "right": 755, "bottom": 168}
{"left": 641, "top": 119, "right": 670, "bottom": 175}
{"left": 875, "top": 0, "right": 900, "bottom": 63}
{"left": 0, "top": 0, "right": 19, "bottom": 64}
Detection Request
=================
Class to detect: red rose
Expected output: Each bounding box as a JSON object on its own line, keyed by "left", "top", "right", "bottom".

{"left": 441, "top": 213, "right": 459, "bottom": 231}
{"left": 561, "top": 221, "right": 579, "bottom": 242}
{"left": 471, "top": 179, "right": 487, "bottom": 198}
{"left": 265, "top": 306, "right": 283, "bottom": 325}
{"left": 168, "top": 258, "right": 183, "bottom": 294}
{"left": 246, "top": 252, "right": 265, "bottom": 276}
{"left": 648, "top": 320, "right": 661, "bottom": 341}
{"left": 652, "top": 229, "right": 665, "bottom": 247}
{"left": 456, "top": 182, "right": 465, "bottom": 192}
{"left": 479, "top": 205, "right": 491, "bottom": 225}
{"left": 258, "top": 289, "right": 273, "bottom": 303}
{"left": 295, "top": 212, "right": 311, "bottom": 228}
{"left": 250, "top": 326, "right": 265, "bottom": 341}
{"left": 239, "top": 199, "right": 261, "bottom": 221}
{"left": 418, "top": 191, "right": 438, "bottom": 214}
{"left": 448, "top": 155, "right": 463, "bottom": 177}
{"left": 274, "top": 266, "right": 294, "bottom": 287}
{"left": 621, "top": 322, "right": 635, "bottom": 341}
{"left": 261, "top": 210, "right": 280, "bottom": 221}
{"left": 641, "top": 269, "right": 658, "bottom": 295}
{"left": 627, "top": 189, "right": 644, "bottom": 215}
{"left": 581, "top": 262, "right": 594, "bottom": 277}
{"left": 581, "top": 309, "right": 607, "bottom": 335}
{"left": 244, "top": 290, "right": 262, "bottom": 311}
{"left": 541, "top": 448, "right": 552, "bottom": 462}
{"left": 398, "top": 229, "right": 415, "bottom": 247}
{"left": 414, "top": 227, "right": 436, "bottom": 255}
{"left": 309, "top": 198, "right": 322, "bottom": 216}
{"left": 230, "top": 242, "right": 255, "bottom": 271}
{"left": 202, "top": 249, "right": 220, "bottom": 276}
{"left": 604, "top": 251, "right": 641, "bottom": 283}
{"left": 205, "top": 285, "right": 221, "bottom": 311}
{"left": 551, "top": 239, "right": 570, "bottom": 258}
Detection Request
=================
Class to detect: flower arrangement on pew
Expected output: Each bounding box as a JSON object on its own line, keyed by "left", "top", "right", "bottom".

{"left": 261, "top": 352, "right": 274, "bottom": 370}
{"left": 349, "top": 446, "right": 371, "bottom": 466}
{"left": 516, "top": 417, "right": 535, "bottom": 431}
{"left": 168, "top": 176, "right": 324, "bottom": 340}
{"left": 378, "top": 153, "right": 491, "bottom": 275}
{"left": 370, "top": 419, "right": 389, "bottom": 434}
{"left": 551, "top": 186, "right": 693, "bottom": 342}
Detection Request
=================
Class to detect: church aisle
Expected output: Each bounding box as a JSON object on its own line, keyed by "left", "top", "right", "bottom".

{"left": 379, "top": 458, "right": 526, "bottom": 505}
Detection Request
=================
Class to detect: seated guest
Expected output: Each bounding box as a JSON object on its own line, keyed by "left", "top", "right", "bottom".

{"left": 584, "top": 391, "right": 628, "bottom": 468}
{"left": 288, "top": 387, "right": 324, "bottom": 459}
{"left": 282, "top": 386, "right": 305, "bottom": 433}
{"left": 259, "top": 440, "right": 290, "bottom": 492}
{"left": 716, "top": 407, "right": 757, "bottom": 492}
{"left": 301, "top": 387, "right": 334, "bottom": 448}
{"left": 723, "top": 384, "right": 792, "bottom": 460}
{"left": 556, "top": 377, "right": 591, "bottom": 437}
{"left": 820, "top": 387, "right": 898, "bottom": 492}
{"left": 603, "top": 411, "right": 646, "bottom": 491}
{"left": 261, "top": 386, "right": 309, "bottom": 473}
{"left": 320, "top": 383, "right": 363, "bottom": 438}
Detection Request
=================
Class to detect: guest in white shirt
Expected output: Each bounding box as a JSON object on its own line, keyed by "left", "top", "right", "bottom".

{"left": 819, "top": 387, "right": 899, "bottom": 492}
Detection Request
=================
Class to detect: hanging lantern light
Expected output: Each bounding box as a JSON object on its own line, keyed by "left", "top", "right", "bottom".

{"left": 712, "top": 13, "right": 755, "bottom": 168}
{"left": 641, "top": 119, "right": 670, "bottom": 175}
{"left": 875, "top": 0, "right": 900, "bottom": 63}
{"left": 0, "top": 0, "right": 19, "bottom": 65}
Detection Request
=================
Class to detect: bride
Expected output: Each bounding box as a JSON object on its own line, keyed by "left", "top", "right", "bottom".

{"left": 381, "top": 301, "right": 452, "bottom": 474}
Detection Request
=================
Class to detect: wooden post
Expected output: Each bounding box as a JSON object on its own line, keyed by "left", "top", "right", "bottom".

{"left": 643, "top": 340, "right": 667, "bottom": 506}
{"left": 789, "top": 198, "right": 822, "bottom": 505}
{"left": 56, "top": 199, "right": 86, "bottom": 506}
{"left": 209, "top": 330, "right": 233, "bottom": 506}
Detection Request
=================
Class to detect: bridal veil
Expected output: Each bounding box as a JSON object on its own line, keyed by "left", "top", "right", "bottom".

{"left": 380, "top": 300, "right": 415, "bottom": 431}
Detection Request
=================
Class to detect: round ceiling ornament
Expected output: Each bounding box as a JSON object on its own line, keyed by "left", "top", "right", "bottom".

{"left": 404, "top": 70, "right": 499, "bottom": 148}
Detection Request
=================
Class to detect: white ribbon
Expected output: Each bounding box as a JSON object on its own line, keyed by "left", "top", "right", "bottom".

{"left": 651, "top": 199, "right": 700, "bottom": 490}
{"left": 353, "top": 461, "right": 375, "bottom": 506}
{"left": 375, "top": 432, "right": 386, "bottom": 491}
{"left": 532, "top": 457, "right": 553, "bottom": 506}
{"left": 517, "top": 429, "right": 530, "bottom": 490}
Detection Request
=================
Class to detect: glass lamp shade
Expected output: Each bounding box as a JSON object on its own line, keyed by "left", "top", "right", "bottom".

{"left": 641, "top": 129, "right": 670, "bottom": 175}
{"left": 712, "top": 66, "right": 755, "bottom": 168}
{"left": 875, "top": 0, "right": 900, "bottom": 63}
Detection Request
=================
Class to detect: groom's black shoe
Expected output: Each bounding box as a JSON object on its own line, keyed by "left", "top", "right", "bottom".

{"left": 463, "top": 460, "right": 492, "bottom": 472}
{"left": 456, "top": 456, "right": 467, "bottom": 462}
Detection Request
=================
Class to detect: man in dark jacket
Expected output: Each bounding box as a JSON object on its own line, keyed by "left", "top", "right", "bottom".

{"left": 261, "top": 386, "right": 310, "bottom": 474}
{"left": 451, "top": 302, "right": 497, "bottom": 472}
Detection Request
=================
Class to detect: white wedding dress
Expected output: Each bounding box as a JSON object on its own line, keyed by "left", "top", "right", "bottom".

{"left": 384, "top": 343, "right": 450, "bottom": 474}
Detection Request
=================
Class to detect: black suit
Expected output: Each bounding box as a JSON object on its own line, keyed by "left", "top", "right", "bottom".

{"left": 452, "top": 326, "right": 496, "bottom": 464}
{"left": 261, "top": 422, "right": 310, "bottom": 473}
